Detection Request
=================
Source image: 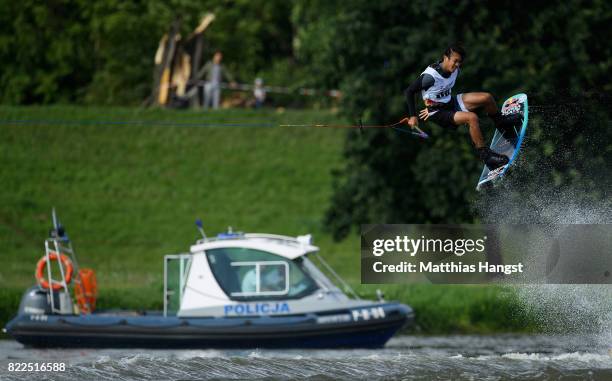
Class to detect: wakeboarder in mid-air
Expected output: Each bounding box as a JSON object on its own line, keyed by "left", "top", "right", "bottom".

{"left": 404, "top": 44, "right": 522, "bottom": 169}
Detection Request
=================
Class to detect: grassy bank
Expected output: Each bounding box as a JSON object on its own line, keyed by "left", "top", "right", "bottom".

{"left": 0, "top": 106, "right": 536, "bottom": 335}
{"left": 0, "top": 105, "right": 356, "bottom": 287}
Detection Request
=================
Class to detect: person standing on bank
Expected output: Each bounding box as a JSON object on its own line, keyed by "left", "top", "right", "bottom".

{"left": 253, "top": 77, "right": 266, "bottom": 108}
{"left": 198, "top": 51, "right": 236, "bottom": 110}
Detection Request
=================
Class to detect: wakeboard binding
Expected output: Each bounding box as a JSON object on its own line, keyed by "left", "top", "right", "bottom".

{"left": 494, "top": 113, "right": 522, "bottom": 143}
{"left": 478, "top": 147, "right": 509, "bottom": 170}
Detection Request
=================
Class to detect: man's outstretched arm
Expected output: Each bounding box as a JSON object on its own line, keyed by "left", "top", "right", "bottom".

{"left": 404, "top": 73, "right": 434, "bottom": 117}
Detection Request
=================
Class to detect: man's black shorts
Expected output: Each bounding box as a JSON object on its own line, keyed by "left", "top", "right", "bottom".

{"left": 427, "top": 94, "right": 468, "bottom": 129}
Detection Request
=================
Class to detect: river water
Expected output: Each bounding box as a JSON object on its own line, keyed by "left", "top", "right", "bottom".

{"left": 1, "top": 335, "right": 611, "bottom": 380}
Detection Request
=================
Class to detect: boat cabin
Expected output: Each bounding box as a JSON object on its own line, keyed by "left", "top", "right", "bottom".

{"left": 164, "top": 232, "right": 362, "bottom": 318}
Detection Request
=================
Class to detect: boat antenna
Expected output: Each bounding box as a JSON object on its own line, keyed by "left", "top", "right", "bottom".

{"left": 50, "top": 207, "right": 68, "bottom": 241}
{"left": 52, "top": 207, "right": 59, "bottom": 230}
{"left": 195, "top": 218, "right": 207, "bottom": 240}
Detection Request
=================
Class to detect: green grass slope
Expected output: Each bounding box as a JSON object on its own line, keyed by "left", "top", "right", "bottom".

{"left": 0, "top": 106, "right": 356, "bottom": 288}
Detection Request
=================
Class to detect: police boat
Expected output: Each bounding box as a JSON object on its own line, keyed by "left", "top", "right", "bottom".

{"left": 4, "top": 212, "right": 413, "bottom": 349}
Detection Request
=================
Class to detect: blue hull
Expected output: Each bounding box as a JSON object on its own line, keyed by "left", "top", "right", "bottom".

{"left": 5, "top": 303, "right": 413, "bottom": 349}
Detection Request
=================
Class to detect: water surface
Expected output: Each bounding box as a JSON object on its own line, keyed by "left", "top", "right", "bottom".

{"left": 1, "top": 335, "right": 611, "bottom": 380}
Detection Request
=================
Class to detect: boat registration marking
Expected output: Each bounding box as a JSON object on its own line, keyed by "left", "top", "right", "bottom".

{"left": 352, "top": 307, "right": 386, "bottom": 321}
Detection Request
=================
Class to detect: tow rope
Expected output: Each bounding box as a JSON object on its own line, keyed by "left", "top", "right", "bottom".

{"left": 279, "top": 117, "right": 429, "bottom": 139}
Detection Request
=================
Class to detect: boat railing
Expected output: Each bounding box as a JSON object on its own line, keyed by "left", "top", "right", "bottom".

{"left": 43, "top": 239, "right": 69, "bottom": 313}
{"left": 43, "top": 236, "right": 82, "bottom": 314}
{"left": 196, "top": 233, "right": 317, "bottom": 251}
{"left": 310, "top": 253, "right": 360, "bottom": 300}
{"left": 38, "top": 209, "right": 97, "bottom": 315}
{"left": 245, "top": 233, "right": 314, "bottom": 246}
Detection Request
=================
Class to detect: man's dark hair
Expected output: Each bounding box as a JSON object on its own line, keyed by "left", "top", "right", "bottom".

{"left": 444, "top": 44, "right": 466, "bottom": 61}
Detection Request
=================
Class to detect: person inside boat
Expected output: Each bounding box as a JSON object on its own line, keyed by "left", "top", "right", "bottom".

{"left": 207, "top": 248, "right": 319, "bottom": 299}
{"left": 241, "top": 264, "right": 287, "bottom": 294}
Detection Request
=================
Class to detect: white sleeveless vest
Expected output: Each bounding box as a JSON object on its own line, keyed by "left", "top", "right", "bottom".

{"left": 421, "top": 66, "right": 458, "bottom": 104}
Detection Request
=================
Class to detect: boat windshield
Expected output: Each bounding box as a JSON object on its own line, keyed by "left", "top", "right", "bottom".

{"left": 205, "top": 248, "right": 319, "bottom": 301}
{"left": 301, "top": 256, "right": 345, "bottom": 296}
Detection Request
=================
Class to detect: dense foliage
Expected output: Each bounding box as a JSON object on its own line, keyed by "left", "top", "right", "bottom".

{"left": 0, "top": 0, "right": 297, "bottom": 105}
{"left": 293, "top": 1, "right": 612, "bottom": 239}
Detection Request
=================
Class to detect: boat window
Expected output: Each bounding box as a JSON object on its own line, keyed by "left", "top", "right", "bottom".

{"left": 205, "top": 248, "right": 318, "bottom": 301}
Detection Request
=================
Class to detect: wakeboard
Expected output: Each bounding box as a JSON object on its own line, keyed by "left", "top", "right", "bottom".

{"left": 476, "top": 93, "right": 529, "bottom": 190}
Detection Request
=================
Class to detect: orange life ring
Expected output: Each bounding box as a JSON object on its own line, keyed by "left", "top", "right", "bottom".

{"left": 35, "top": 252, "right": 73, "bottom": 290}
{"left": 74, "top": 268, "right": 97, "bottom": 314}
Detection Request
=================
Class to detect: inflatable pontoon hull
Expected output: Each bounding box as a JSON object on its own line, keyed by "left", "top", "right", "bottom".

{"left": 6, "top": 303, "right": 413, "bottom": 349}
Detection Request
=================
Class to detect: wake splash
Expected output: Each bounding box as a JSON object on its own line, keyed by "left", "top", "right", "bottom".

{"left": 476, "top": 175, "right": 612, "bottom": 346}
